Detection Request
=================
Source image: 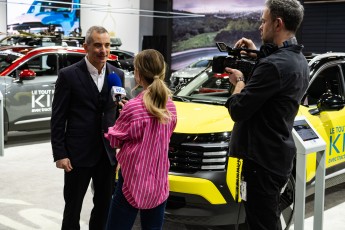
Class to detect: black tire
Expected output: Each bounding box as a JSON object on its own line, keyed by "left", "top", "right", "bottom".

{"left": 3, "top": 125, "right": 8, "bottom": 143}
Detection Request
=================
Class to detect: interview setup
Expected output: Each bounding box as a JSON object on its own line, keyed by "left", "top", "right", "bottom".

{"left": 1, "top": 0, "right": 345, "bottom": 230}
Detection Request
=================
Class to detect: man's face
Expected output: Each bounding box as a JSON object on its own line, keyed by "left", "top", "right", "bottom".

{"left": 259, "top": 8, "right": 275, "bottom": 44}
{"left": 83, "top": 31, "right": 110, "bottom": 69}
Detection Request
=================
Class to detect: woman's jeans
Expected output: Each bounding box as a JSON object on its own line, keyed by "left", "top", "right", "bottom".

{"left": 105, "top": 171, "right": 167, "bottom": 230}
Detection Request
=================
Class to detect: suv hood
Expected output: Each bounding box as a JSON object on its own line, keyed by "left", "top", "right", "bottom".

{"left": 174, "top": 101, "right": 234, "bottom": 134}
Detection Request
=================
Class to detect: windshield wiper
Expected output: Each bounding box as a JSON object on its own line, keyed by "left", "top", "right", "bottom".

{"left": 190, "top": 98, "right": 226, "bottom": 105}
{"left": 172, "top": 95, "right": 191, "bottom": 102}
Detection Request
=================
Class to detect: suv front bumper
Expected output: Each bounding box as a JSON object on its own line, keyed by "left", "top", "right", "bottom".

{"left": 165, "top": 174, "right": 245, "bottom": 226}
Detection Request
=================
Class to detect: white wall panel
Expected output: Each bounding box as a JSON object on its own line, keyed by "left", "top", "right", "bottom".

{"left": 0, "top": 4, "right": 6, "bottom": 38}
{"left": 81, "top": 0, "right": 143, "bottom": 54}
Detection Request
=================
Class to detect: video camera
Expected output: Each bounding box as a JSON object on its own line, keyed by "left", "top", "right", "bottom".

{"left": 212, "top": 42, "right": 258, "bottom": 79}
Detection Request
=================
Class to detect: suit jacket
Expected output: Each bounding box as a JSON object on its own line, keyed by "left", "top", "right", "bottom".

{"left": 51, "top": 58, "right": 124, "bottom": 166}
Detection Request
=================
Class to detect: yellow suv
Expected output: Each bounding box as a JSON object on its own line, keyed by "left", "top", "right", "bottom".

{"left": 165, "top": 52, "right": 345, "bottom": 229}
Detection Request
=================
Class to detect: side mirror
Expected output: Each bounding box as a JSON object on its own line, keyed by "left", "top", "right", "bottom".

{"left": 317, "top": 90, "right": 345, "bottom": 112}
{"left": 19, "top": 69, "right": 36, "bottom": 80}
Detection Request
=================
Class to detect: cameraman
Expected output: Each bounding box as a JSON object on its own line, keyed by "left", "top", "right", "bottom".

{"left": 225, "top": 0, "right": 309, "bottom": 229}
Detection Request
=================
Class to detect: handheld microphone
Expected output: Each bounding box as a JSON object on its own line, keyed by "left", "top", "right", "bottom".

{"left": 111, "top": 86, "right": 126, "bottom": 102}
{"left": 107, "top": 71, "right": 126, "bottom": 102}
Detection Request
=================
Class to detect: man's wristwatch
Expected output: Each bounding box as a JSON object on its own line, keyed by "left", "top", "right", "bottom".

{"left": 236, "top": 77, "right": 245, "bottom": 83}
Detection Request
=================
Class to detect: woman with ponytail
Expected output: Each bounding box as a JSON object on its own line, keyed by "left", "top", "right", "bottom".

{"left": 105, "top": 49, "right": 177, "bottom": 230}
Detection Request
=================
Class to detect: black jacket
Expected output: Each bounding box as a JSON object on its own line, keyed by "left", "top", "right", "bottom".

{"left": 225, "top": 45, "right": 309, "bottom": 177}
{"left": 51, "top": 59, "right": 124, "bottom": 166}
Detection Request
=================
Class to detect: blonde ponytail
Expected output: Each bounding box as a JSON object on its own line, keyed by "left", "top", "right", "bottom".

{"left": 134, "top": 49, "right": 173, "bottom": 123}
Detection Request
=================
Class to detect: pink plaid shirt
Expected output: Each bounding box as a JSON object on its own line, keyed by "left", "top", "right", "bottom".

{"left": 105, "top": 92, "right": 177, "bottom": 209}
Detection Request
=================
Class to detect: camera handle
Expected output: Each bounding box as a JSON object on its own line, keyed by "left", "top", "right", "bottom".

{"left": 215, "top": 42, "right": 260, "bottom": 59}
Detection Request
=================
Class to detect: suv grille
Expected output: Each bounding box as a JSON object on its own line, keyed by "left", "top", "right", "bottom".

{"left": 169, "top": 132, "right": 231, "bottom": 173}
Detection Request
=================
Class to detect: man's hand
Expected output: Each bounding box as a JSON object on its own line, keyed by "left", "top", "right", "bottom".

{"left": 225, "top": 67, "right": 245, "bottom": 95}
{"left": 56, "top": 158, "right": 73, "bottom": 172}
{"left": 225, "top": 67, "right": 244, "bottom": 86}
{"left": 234, "top": 37, "right": 257, "bottom": 58}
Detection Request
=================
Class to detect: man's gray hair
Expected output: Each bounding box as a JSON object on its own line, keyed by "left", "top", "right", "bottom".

{"left": 265, "top": 0, "right": 304, "bottom": 33}
{"left": 85, "top": 26, "right": 109, "bottom": 44}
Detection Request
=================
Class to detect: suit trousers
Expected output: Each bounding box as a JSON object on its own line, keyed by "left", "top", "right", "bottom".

{"left": 61, "top": 152, "right": 115, "bottom": 230}
{"left": 242, "top": 159, "right": 288, "bottom": 230}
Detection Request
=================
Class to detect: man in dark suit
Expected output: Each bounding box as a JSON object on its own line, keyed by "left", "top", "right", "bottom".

{"left": 51, "top": 25, "right": 124, "bottom": 230}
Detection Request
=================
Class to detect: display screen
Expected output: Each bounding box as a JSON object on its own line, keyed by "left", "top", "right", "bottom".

{"left": 171, "top": 0, "right": 264, "bottom": 71}
{"left": 216, "top": 42, "right": 228, "bottom": 52}
{"left": 7, "top": 0, "right": 80, "bottom": 36}
{"left": 293, "top": 119, "right": 319, "bottom": 141}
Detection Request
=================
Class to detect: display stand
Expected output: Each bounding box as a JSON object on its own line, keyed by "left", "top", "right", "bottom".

{"left": 0, "top": 91, "right": 3, "bottom": 156}
{"left": 292, "top": 116, "right": 326, "bottom": 230}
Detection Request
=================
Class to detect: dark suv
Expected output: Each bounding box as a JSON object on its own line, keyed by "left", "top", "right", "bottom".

{"left": 110, "top": 37, "right": 134, "bottom": 72}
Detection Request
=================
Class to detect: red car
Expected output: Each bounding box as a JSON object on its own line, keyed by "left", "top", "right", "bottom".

{"left": 0, "top": 46, "right": 134, "bottom": 141}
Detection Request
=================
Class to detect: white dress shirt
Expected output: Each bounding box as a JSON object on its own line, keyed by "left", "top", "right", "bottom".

{"left": 85, "top": 56, "right": 106, "bottom": 92}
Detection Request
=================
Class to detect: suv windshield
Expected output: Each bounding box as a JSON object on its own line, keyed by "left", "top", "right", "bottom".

{"left": 0, "top": 51, "right": 23, "bottom": 73}
{"left": 174, "top": 67, "right": 233, "bottom": 104}
{"left": 189, "top": 59, "right": 212, "bottom": 68}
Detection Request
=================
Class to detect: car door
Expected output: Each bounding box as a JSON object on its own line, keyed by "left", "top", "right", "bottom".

{"left": 302, "top": 62, "right": 345, "bottom": 181}
{"left": 6, "top": 53, "right": 59, "bottom": 132}
{"left": 61, "top": 52, "right": 85, "bottom": 68}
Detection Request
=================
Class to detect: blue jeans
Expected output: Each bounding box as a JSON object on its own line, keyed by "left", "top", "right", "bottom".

{"left": 105, "top": 171, "right": 167, "bottom": 230}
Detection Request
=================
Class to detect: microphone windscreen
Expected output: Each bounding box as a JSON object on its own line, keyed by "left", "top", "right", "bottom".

{"left": 108, "top": 72, "right": 122, "bottom": 90}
